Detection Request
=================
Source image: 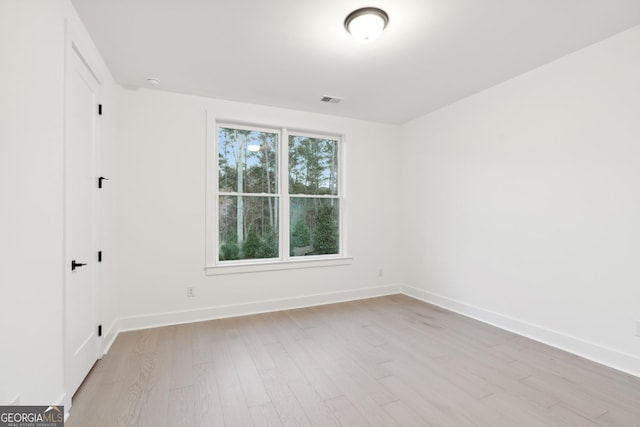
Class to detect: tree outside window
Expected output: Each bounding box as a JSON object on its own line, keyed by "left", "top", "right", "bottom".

{"left": 216, "top": 124, "right": 341, "bottom": 263}
{"left": 218, "top": 127, "right": 279, "bottom": 261}
{"left": 288, "top": 135, "right": 339, "bottom": 257}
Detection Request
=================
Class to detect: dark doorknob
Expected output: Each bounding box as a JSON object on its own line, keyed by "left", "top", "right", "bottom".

{"left": 71, "top": 260, "right": 87, "bottom": 271}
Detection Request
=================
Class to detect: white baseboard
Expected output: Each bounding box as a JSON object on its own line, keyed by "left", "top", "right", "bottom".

{"left": 56, "top": 391, "right": 69, "bottom": 421}
{"left": 117, "top": 283, "right": 403, "bottom": 333}
{"left": 402, "top": 284, "right": 640, "bottom": 378}
{"left": 100, "top": 319, "right": 119, "bottom": 356}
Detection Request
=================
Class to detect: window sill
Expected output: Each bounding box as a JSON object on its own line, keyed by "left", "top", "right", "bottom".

{"left": 205, "top": 256, "right": 353, "bottom": 276}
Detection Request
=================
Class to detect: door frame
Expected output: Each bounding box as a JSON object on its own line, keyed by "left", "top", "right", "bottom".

{"left": 62, "top": 21, "right": 103, "bottom": 411}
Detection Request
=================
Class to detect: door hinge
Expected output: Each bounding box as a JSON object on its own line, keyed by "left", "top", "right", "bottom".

{"left": 98, "top": 325, "right": 102, "bottom": 337}
{"left": 98, "top": 251, "right": 102, "bottom": 262}
{"left": 98, "top": 104, "right": 103, "bottom": 115}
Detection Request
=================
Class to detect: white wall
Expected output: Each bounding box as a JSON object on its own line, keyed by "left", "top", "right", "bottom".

{"left": 401, "top": 25, "right": 640, "bottom": 375}
{"left": 0, "top": 0, "right": 119, "bottom": 406}
{"left": 114, "top": 89, "right": 403, "bottom": 327}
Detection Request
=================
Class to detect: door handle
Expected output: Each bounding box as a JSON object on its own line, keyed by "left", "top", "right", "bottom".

{"left": 71, "top": 260, "right": 87, "bottom": 271}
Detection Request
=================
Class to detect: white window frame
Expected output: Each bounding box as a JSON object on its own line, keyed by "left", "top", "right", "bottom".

{"left": 205, "top": 113, "right": 351, "bottom": 275}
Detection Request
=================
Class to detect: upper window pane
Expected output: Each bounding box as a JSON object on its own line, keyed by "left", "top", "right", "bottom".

{"left": 219, "top": 127, "right": 278, "bottom": 194}
{"left": 288, "top": 135, "right": 338, "bottom": 195}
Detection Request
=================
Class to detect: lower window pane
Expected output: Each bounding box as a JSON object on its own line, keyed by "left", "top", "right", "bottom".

{"left": 290, "top": 197, "right": 339, "bottom": 257}
{"left": 219, "top": 196, "right": 279, "bottom": 261}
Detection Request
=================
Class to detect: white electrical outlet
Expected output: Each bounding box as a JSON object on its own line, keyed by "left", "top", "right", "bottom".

{"left": 378, "top": 268, "right": 383, "bottom": 277}
{"left": 187, "top": 287, "right": 195, "bottom": 298}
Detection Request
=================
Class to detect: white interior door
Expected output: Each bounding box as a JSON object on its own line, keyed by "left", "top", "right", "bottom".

{"left": 65, "top": 44, "right": 100, "bottom": 398}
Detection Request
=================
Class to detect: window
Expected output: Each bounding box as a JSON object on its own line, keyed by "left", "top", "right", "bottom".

{"left": 207, "top": 119, "right": 349, "bottom": 273}
{"left": 217, "top": 125, "right": 280, "bottom": 261}
{"left": 288, "top": 133, "right": 340, "bottom": 257}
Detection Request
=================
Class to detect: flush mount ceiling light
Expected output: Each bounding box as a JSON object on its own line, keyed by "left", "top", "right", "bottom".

{"left": 344, "top": 7, "right": 389, "bottom": 41}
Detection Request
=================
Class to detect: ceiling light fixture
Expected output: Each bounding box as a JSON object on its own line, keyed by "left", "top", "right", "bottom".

{"left": 344, "top": 7, "right": 389, "bottom": 41}
{"left": 247, "top": 144, "right": 261, "bottom": 152}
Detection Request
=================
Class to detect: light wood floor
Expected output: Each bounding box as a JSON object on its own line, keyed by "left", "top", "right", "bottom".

{"left": 66, "top": 295, "right": 640, "bottom": 426}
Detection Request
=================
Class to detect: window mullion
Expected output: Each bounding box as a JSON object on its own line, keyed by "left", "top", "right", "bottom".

{"left": 339, "top": 136, "right": 345, "bottom": 257}
{"left": 281, "top": 127, "right": 290, "bottom": 261}
{"left": 209, "top": 113, "right": 219, "bottom": 266}
{"left": 218, "top": 192, "right": 279, "bottom": 197}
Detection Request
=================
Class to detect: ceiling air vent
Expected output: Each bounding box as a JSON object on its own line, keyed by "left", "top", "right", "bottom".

{"left": 320, "top": 95, "right": 343, "bottom": 104}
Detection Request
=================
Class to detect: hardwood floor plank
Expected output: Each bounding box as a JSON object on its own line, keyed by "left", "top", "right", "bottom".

{"left": 266, "top": 315, "right": 342, "bottom": 400}
{"left": 193, "top": 362, "right": 225, "bottom": 427}
{"left": 92, "top": 352, "right": 145, "bottom": 385}
{"left": 283, "top": 307, "right": 323, "bottom": 331}
{"left": 259, "top": 368, "right": 312, "bottom": 427}
{"left": 480, "top": 392, "right": 564, "bottom": 427}
{"left": 509, "top": 355, "right": 640, "bottom": 417}
{"left": 250, "top": 403, "right": 284, "bottom": 427}
{"left": 378, "top": 375, "right": 443, "bottom": 426}
{"left": 235, "top": 315, "right": 277, "bottom": 373}
{"left": 109, "top": 327, "right": 174, "bottom": 427}
{"left": 167, "top": 386, "right": 195, "bottom": 427}
{"left": 116, "top": 353, "right": 158, "bottom": 426}
{"left": 383, "top": 360, "right": 486, "bottom": 426}
{"left": 597, "top": 407, "right": 640, "bottom": 427}
{"left": 382, "top": 400, "right": 429, "bottom": 427}
{"left": 296, "top": 337, "right": 400, "bottom": 426}
{"left": 264, "top": 342, "right": 340, "bottom": 427}
{"left": 208, "top": 321, "right": 254, "bottom": 426}
{"left": 169, "top": 324, "right": 194, "bottom": 389}
{"left": 223, "top": 319, "right": 271, "bottom": 407}
{"left": 298, "top": 330, "right": 398, "bottom": 406}
{"left": 66, "top": 379, "right": 126, "bottom": 427}
{"left": 107, "top": 329, "right": 154, "bottom": 355}
{"left": 549, "top": 403, "right": 604, "bottom": 427}
{"left": 521, "top": 374, "right": 609, "bottom": 418}
{"left": 310, "top": 310, "right": 393, "bottom": 380}
{"left": 191, "top": 321, "right": 214, "bottom": 365}
{"left": 434, "top": 354, "right": 557, "bottom": 407}
{"left": 324, "top": 395, "right": 372, "bottom": 427}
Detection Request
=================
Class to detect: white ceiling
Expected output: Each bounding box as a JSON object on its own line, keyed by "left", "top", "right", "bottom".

{"left": 71, "top": 0, "right": 640, "bottom": 124}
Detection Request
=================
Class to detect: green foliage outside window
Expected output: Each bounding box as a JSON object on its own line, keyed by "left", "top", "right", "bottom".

{"left": 217, "top": 125, "right": 340, "bottom": 262}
